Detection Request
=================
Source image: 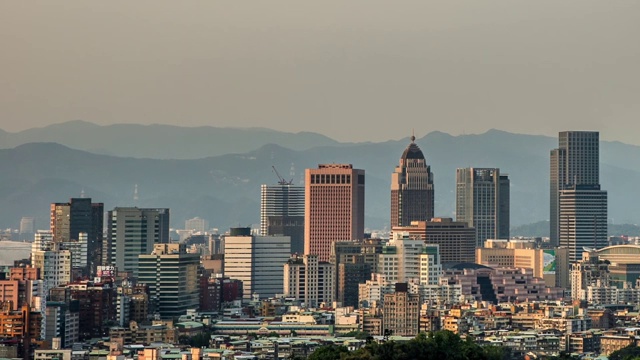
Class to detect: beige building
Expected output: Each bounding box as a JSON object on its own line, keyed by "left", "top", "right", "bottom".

{"left": 305, "top": 164, "right": 365, "bottom": 261}
{"left": 476, "top": 239, "right": 570, "bottom": 288}
{"left": 224, "top": 228, "right": 291, "bottom": 299}
{"left": 34, "top": 349, "right": 72, "bottom": 360}
{"left": 477, "top": 239, "right": 548, "bottom": 286}
{"left": 31, "top": 243, "right": 72, "bottom": 290}
{"left": 283, "top": 254, "right": 335, "bottom": 307}
{"left": 382, "top": 283, "right": 419, "bottom": 336}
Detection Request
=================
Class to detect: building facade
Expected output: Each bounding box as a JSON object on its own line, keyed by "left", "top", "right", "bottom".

{"left": 260, "top": 184, "right": 305, "bottom": 255}
{"left": 456, "top": 168, "right": 510, "bottom": 246}
{"left": 106, "top": 207, "right": 170, "bottom": 277}
{"left": 184, "top": 217, "right": 209, "bottom": 233}
{"left": 390, "top": 135, "right": 434, "bottom": 228}
{"left": 305, "top": 164, "right": 365, "bottom": 261}
{"left": 50, "top": 198, "right": 103, "bottom": 275}
{"left": 382, "top": 283, "right": 420, "bottom": 336}
{"left": 331, "top": 239, "right": 383, "bottom": 308}
{"left": 559, "top": 186, "right": 608, "bottom": 262}
{"left": 138, "top": 244, "right": 199, "bottom": 318}
{"left": 223, "top": 228, "right": 291, "bottom": 299}
{"left": 392, "top": 219, "right": 476, "bottom": 264}
{"left": 283, "top": 254, "right": 335, "bottom": 307}
{"left": 550, "top": 131, "right": 604, "bottom": 247}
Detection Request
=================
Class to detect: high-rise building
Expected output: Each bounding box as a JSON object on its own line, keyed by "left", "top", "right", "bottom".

{"left": 0, "top": 302, "right": 42, "bottom": 359}
{"left": 550, "top": 131, "right": 607, "bottom": 260}
{"left": 392, "top": 219, "right": 476, "bottom": 264}
{"left": 390, "top": 135, "right": 434, "bottom": 228}
{"left": 305, "top": 164, "right": 365, "bottom": 261}
{"left": 67, "top": 279, "right": 117, "bottom": 338}
{"left": 106, "top": 207, "right": 170, "bottom": 277}
{"left": 0, "top": 266, "right": 41, "bottom": 311}
{"left": 31, "top": 243, "right": 72, "bottom": 290}
{"left": 44, "top": 288, "right": 79, "bottom": 348}
{"left": 50, "top": 198, "right": 103, "bottom": 275}
{"left": 382, "top": 283, "right": 420, "bottom": 337}
{"left": 559, "top": 188, "right": 608, "bottom": 262}
{"left": 223, "top": 227, "right": 291, "bottom": 299}
{"left": 331, "top": 239, "right": 383, "bottom": 308}
{"left": 260, "top": 184, "right": 305, "bottom": 254}
{"left": 138, "top": 244, "right": 199, "bottom": 318}
{"left": 283, "top": 254, "right": 335, "bottom": 307}
{"left": 184, "top": 217, "right": 209, "bottom": 233}
{"left": 456, "top": 168, "right": 510, "bottom": 246}
{"left": 550, "top": 131, "right": 602, "bottom": 245}
{"left": 19, "top": 217, "right": 35, "bottom": 241}
{"left": 33, "top": 230, "right": 87, "bottom": 277}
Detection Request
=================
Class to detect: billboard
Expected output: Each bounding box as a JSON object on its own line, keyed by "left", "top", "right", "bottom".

{"left": 96, "top": 265, "right": 117, "bottom": 278}
{"left": 543, "top": 250, "right": 556, "bottom": 275}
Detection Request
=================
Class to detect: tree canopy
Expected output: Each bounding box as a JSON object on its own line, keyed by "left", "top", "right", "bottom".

{"left": 307, "top": 331, "right": 509, "bottom": 360}
{"left": 608, "top": 344, "right": 640, "bottom": 360}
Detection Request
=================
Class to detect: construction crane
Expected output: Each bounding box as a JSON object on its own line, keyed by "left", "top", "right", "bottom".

{"left": 272, "top": 166, "right": 294, "bottom": 185}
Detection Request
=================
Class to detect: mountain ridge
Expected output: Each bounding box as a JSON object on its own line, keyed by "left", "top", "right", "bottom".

{"left": 1, "top": 128, "right": 639, "bottom": 233}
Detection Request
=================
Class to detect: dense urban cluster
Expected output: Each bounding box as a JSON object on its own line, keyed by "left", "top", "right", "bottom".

{"left": 1, "top": 131, "right": 637, "bottom": 360}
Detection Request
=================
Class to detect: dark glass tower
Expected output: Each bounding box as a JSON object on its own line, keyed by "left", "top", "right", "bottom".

{"left": 550, "top": 131, "right": 607, "bottom": 260}
{"left": 50, "top": 198, "right": 104, "bottom": 276}
{"left": 456, "top": 168, "right": 510, "bottom": 247}
{"left": 260, "top": 184, "right": 305, "bottom": 254}
{"left": 390, "top": 135, "right": 434, "bottom": 228}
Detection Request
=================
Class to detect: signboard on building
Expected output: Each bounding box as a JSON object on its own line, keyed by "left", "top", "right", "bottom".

{"left": 96, "top": 265, "right": 117, "bottom": 278}
{"left": 543, "top": 250, "right": 556, "bottom": 275}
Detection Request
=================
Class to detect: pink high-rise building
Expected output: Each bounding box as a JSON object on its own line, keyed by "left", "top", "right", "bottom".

{"left": 304, "top": 164, "right": 365, "bottom": 262}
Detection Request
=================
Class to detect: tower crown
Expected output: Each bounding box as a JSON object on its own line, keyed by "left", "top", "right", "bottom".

{"left": 400, "top": 142, "right": 425, "bottom": 162}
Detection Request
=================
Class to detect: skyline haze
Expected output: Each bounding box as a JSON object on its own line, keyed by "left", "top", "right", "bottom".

{"left": 1, "top": 1, "right": 639, "bottom": 143}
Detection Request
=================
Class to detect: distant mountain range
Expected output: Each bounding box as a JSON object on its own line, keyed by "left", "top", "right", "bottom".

{"left": 511, "top": 221, "right": 640, "bottom": 238}
{"left": 0, "top": 121, "right": 639, "bottom": 235}
{"left": 0, "top": 120, "right": 341, "bottom": 159}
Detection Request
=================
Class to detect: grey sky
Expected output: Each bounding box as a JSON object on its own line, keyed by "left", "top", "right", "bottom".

{"left": 1, "top": 1, "right": 639, "bottom": 143}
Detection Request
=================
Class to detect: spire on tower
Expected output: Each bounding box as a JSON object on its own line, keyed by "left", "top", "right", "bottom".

{"left": 411, "top": 129, "right": 416, "bottom": 143}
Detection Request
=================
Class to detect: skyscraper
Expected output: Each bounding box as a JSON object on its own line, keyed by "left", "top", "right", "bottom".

{"left": 305, "top": 164, "right": 365, "bottom": 262}
{"left": 550, "top": 131, "right": 603, "bottom": 247}
{"left": 392, "top": 219, "right": 476, "bottom": 264}
{"left": 260, "top": 183, "right": 305, "bottom": 254}
{"left": 456, "top": 168, "right": 510, "bottom": 246}
{"left": 106, "top": 207, "right": 170, "bottom": 277}
{"left": 223, "top": 227, "right": 291, "bottom": 299}
{"left": 185, "top": 217, "right": 209, "bottom": 233}
{"left": 50, "top": 198, "right": 103, "bottom": 275}
{"left": 390, "top": 135, "right": 434, "bottom": 228}
{"left": 19, "top": 217, "right": 35, "bottom": 241}
{"left": 283, "top": 254, "right": 335, "bottom": 308}
{"left": 559, "top": 186, "right": 608, "bottom": 262}
{"left": 138, "top": 244, "right": 199, "bottom": 318}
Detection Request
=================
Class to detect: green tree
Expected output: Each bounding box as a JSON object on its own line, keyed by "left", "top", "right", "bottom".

{"left": 307, "top": 345, "right": 350, "bottom": 360}
{"left": 308, "top": 330, "right": 515, "bottom": 360}
{"left": 609, "top": 344, "right": 640, "bottom": 360}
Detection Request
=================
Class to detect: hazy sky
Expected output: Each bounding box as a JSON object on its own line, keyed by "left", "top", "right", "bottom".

{"left": 1, "top": 1, "right": 639, "bottom": 143}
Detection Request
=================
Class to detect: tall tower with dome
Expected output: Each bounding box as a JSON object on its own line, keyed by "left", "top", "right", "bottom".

{"left": 390, "top": 134, "right": 434, "bottom": 228}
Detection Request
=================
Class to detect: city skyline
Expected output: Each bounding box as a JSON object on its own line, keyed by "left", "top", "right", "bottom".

{"left": 1, "top": 1, "right": 637, "bottom": 356}
{"left": 0, "top": 126, "right": 634, "bottom": 232}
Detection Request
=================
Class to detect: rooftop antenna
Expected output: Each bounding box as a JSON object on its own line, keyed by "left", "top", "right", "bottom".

{"left": 411, "top": 129, "right": 416, "bottom": 143}
{"left": 80, "top": 188, "right": 86, "bottom": 198}
{"left": 272, "top": 166, "right": 293, "bottom": 185}
{"left": 134, "top": 184, "right": 139, "bottom": 202}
